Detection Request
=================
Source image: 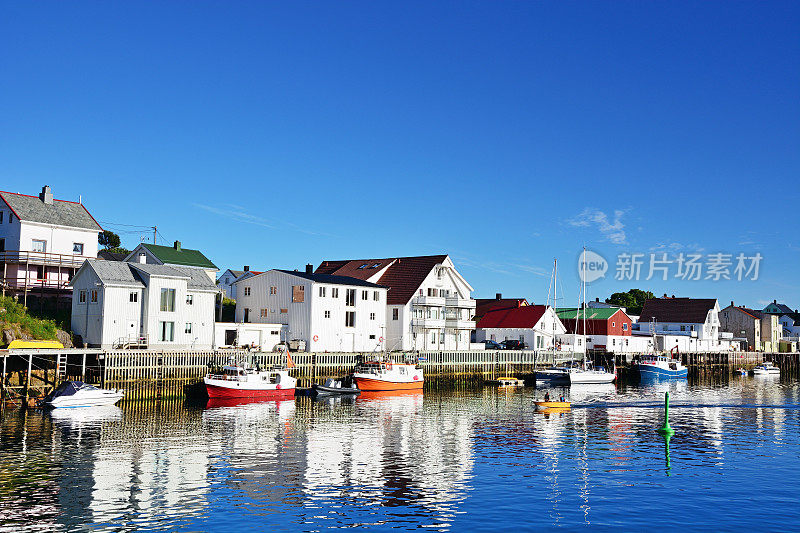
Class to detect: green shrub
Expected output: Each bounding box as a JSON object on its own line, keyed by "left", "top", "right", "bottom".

{"left": 0, "top": 296, "right": 58, "bottom": 341}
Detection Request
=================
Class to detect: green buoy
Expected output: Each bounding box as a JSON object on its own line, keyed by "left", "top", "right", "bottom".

{"left": 657, "top": 391, "right": 675, "bottom": 436}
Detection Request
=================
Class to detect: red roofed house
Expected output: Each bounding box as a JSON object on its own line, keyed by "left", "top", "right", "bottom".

{"left": 316, "top": 255, "right": 476, "bottom": 351}
{"left": 474, "top": 304, "right": 569, "bottom": 350}
{"left": 0, "top": 185, "right": 102, "bottom": 303}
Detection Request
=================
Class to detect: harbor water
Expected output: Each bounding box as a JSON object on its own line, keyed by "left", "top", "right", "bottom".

{"left": 1, "top": 376, "right": 799, "bottom": 531}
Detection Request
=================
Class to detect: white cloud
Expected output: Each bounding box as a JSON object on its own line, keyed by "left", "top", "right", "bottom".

{"left": 193, "top": 203, "right": 337, "bottom": 237}
{"left": 569, "top": 208, "right": 627, "bottom": 245}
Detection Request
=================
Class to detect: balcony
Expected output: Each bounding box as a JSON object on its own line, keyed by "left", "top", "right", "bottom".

{"left": 1, "top": 250, "right": 90, "bottom": 292}
{"left": 412, "top": 295, "right": 445, "bottom": 306}
{"left": 411, "top": 317, "right": 445, "bottom": 329}
{"left": 445, "top": 317, "right": 476, "bottom": 330}
{"left": 445, "top": 296, "right": 476, "bottom": 309}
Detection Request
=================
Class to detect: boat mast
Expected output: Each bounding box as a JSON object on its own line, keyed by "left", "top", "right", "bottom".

{"left": 582, "top": 247, "right": 587, "bottom": 370}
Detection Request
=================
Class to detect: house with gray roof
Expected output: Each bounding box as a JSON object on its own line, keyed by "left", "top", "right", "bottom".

{"left": 71, "top": 258, "right": 217, "bottom": 350}
{"left": 0, "top": 185, "right": 102, "bottom": 298}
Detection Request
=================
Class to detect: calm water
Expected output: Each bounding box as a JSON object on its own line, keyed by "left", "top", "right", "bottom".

{"left": 1, "top": 377, "right": 799, "bottom": 532}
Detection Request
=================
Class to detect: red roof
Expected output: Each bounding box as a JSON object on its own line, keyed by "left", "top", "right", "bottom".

{"left": 475, "top": 298, "right": 528, "bottom": 320}
{"left": 316, "top": 255, "right": 448, "bottom": 305}
{"left": 476, "top": 305, "right": 548, "bottom": 329}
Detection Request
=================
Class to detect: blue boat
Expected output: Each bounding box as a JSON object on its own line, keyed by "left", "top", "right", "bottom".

{"left": 633, "top": 355, "right": 688, "bottom": 380}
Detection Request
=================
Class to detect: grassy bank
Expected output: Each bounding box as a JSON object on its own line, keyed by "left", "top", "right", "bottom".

{"left": 0, "top": 296, "right": 59, "bottom": 342}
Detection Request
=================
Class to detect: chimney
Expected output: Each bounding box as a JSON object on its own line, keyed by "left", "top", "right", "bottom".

{"left": 496, "top": 293, "right": 502, "bottom": 300}
{"left": 595, "top": 297, "right": 600, "bottom": 302}
{"left": 244, "top": 266, "right": 250, "bottom": 272}
{"left": 39, "top": 185, "right": 53, "bottom": 205}
{"left": 174, "top": 241, "right": 181, "bottom": 251}
{"left": 305, "top": 264, "right": 313, "bottom": 274}
{"left": 774, "top": 299, "right": 777, "bottom": 304}
{"left": 663, "top": 293, "right": 668, "bottom": 298}
{"left": 731, "top": 301, "right": 734, "bottom": 307}
{"left": 138, "top": 252, "right": 147, "bottom": 264}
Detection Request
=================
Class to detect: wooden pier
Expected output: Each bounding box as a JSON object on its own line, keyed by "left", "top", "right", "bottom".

{"left": 2, "top": 348, "right": 798, "bottom": 405}
{"left": 1, "top": 348, "right": 575, "bottom": 404}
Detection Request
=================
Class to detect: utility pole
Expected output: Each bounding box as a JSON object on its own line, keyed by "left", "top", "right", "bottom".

{"left": 153, "top": 226, "right": 157, "bottom": 244}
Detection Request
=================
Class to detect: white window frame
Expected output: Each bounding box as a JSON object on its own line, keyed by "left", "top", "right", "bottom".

{"left": 79, "top": 290, "right": 86, "bottom": 304}
{"left": 32, "top": 239, "right": 47, "bottom": 253}
{"left": 186, "top": 294, "right": 193, "bottom": 305}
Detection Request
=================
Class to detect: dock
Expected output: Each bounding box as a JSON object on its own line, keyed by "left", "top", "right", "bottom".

{"left": 2, "top": 348, "right": 798, "bottom": 405}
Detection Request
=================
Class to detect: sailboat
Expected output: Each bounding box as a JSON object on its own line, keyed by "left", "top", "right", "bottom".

{"left": 535, "top": 258, "right": 572, "bottom": 384}
{"left": 568, "top": 248, "right": 616, "bottom": 385}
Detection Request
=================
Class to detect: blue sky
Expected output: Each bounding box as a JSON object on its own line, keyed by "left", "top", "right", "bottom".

{"left": 2, "top": 1, "right": 798, "bottom": 309}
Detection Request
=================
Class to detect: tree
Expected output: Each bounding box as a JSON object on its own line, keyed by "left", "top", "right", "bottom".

{"left": 605, "top": 289, "right": 655, "bottom": 315}
{"left": 98, "top": 230, "right": 121, "bottom": 249}
{"left": 98, "top": 230, "right": 130, "bottom": 255}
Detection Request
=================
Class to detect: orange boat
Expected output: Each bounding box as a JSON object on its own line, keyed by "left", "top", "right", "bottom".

{"left": 353, "top": 358, "right": 423, "bottom": 391}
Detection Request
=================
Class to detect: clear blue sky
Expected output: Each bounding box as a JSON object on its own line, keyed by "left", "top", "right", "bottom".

{"left": 2, "top": 1, "right": 798, "bottom": 309}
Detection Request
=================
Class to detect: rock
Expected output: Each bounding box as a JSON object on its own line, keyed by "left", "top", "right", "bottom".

{"left": 3, "top": 328, "right": 16, "bottom": 346}
{"left": 56, "top": 329, "right": 73, "bottom": 349}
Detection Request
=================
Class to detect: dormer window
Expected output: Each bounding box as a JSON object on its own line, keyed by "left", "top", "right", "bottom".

{"left": 358, "top": 264, "right": 368, "bottom": 269}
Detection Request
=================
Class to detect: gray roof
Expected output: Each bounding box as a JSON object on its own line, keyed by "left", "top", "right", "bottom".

{"left": 86, "top": 260, "right": 145, "bottom": 287}
{"left": 128, "top": 263, "right": 217, "bottom": 291}
{"left": 170, "top": 266, "right": 218, "bottom": 291}
{"left": 0, "top": 191, "right": 102, "bottom": 231}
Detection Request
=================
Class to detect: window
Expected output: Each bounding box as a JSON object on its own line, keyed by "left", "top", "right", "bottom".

{"left": 680, "top": 325, "right": 685, "bottom": 332}
{"left": 369, "top": 334, "right": 376, "bottom": 339}
{"left": 73, "top": 243, "right": 84, "bottom": 255}
{"left": 32, "top": 240, "right": 46, "bottom": 253}
{"left": 270, "top": 286, "right": 277, "bottom": 295}
{"left": 430, "top": 331, "right": 436, "bottom": 343}
{"left": 392, "top": 308, "right": 399, "bottom": 320}
{"left": 90, "top": 289, "right": 98, "bottom": 303}
{"left": 160, "top": 288, "right": 176, "bottom": 312}
{"left": 185, "top": 323, "right": 193, "bottom": 334}
{"left": 292, "top": 285, "right": 305, "bottom": 303}
{"left": 280, "top": 308, "right": 288, "bottom": 314}
{"left": 439, "top": 289, "right": 446, "bottom": 297}
{"left": 427, "top": 288, "right": 436, "bottom": 297}
{"left": 625, "top": 339, "right": 629, "bottom": 346}
{"left": 331, "top": 287, "right": 339, "bottom": 298}
{"left": 373, "top": 291, "right": 379, "bottom": 301}
{"left": 622, "top": 323, "right": 628, "bottom": 331}
{"left": 186, "top": 294, "right": 193, "bottom": 305}
{"left": 260, "top": 309, "right": 268, "bottom": 317}
{"left": 79, "top": 290, "right": 86, "bottom": 303}
{"left": 8, "top": 214, "right": 12, "bottom": 223}
{"left": 346, "top": 289, "right": 356, "bottom": 306}
{"left": 244, "top": 287, "right": 251, "bottom": 297}
{"left": 437, "top": 268, "right": 443, "bottom": 279}
{"left": 611, "top": 321, "right": 616, "bottom": 328}
{"left": 0, "top": 238, "right": 4, "bottom": 252}
{"left": 362, "top": 290, "right": 368, "bottom": 300}
{"left": 129, "top": 291, "right": 138, "bottom": 303}
{"left": 324, "top": 310, "right": 331, "bottom": 318}
{"left": 345, "top": 311, "right": 356, "bottom": 327}
{"left": 159, "top": 321, "right": 175, "bottom": 342}
{"left": 0, "top": 212, "right": 3, "bottom": 223}
{"left": 370, "top": 312, "right": 376, "bottom": 320}
{"left": 319, "top": 286, "right": 326, "bottom": 297}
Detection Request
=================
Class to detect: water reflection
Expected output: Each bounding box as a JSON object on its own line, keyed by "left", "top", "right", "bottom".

{"left": 1, "top": 378, "right": 799, "bottom": 531}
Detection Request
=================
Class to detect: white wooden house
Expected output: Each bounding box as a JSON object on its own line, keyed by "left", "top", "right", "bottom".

{"left": 474, "top": 304, "right": 568, "bottom": 350}
{"left": 233, "top": 266, "right": 388, "bottom": 353}
{"left": 315, "top": 255, "right": 478, "bottom": 351}
{"left": 71, "top": 258, "right": 217, "bottom": 350}
{"left": 217, "top": 266, "right": 262, "bottom": 300}
{"left": 0, "top": 185, "right": 101, "bottom": 298}
{"left": 638, "top": 297, "right": 738, "bottom": 352}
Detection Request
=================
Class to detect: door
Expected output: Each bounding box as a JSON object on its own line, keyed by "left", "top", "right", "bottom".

{"left": 244, "top": 308, "right": 250, "bottom": 323}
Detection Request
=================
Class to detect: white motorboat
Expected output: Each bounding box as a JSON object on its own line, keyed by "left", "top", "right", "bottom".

{"left": 752, "top": 362, "right": 780, "bottom": 376}
{"left": 40, "top": 381, "right": 124, "bottom": 408}
{"left": 567, "top": 361, "right": 616, "bottom": 384}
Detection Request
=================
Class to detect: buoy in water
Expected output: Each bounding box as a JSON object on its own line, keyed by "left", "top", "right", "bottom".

{"left": 657, "top": 391, "right": 675, "bottom": 437}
